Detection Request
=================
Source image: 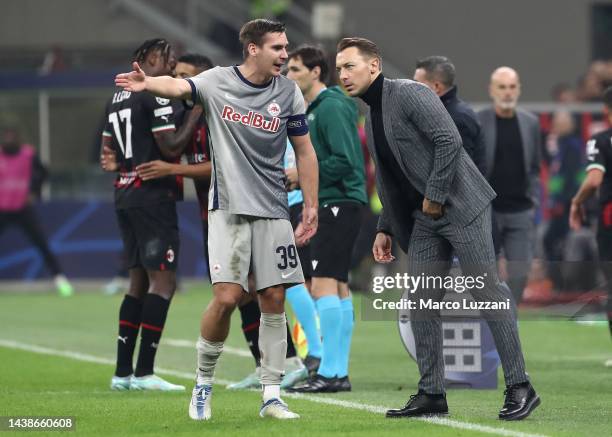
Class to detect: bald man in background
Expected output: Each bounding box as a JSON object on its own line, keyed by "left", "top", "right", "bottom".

{"left": 478, "top": 67, "right": 541, "bottom": 304}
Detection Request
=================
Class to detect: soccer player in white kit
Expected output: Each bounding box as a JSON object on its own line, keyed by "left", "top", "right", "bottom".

{"left": 115, "top": 19, "right": 319, "bottom": 420}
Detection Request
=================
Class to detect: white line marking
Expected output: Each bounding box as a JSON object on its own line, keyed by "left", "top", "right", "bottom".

{"left": 530, "top": 354, "right": 609, "bottom": 362}
{"left": 0, "top": 339, "right": 231, "bottom": 386}
{"left": 284, "top": 393, "right": 547, "bottom": 437}
{"left": 164, "top": 338, "right": 252, "bottom": 358}
{"left": 0, "top": 339, "right": 547, "bottom": 437}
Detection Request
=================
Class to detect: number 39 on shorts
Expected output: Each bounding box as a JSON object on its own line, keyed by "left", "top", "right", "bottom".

{"left": 276, "top": 245, "right": 298, "bottom": 270}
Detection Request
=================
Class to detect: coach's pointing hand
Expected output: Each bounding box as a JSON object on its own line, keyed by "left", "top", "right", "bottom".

{"left": 373, "top": 231, "right": 395, "bottom": 263}
{"left": 115, "top": 62, "right": 147, "bottom": 92}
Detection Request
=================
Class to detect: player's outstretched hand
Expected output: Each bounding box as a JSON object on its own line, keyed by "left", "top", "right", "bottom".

{"left": 115, "top": 62, "right": 147, "bottom": 92}
{"left": 136, "top": 160, "right": 174, "bottom": 181}
{"left": 295, "top": 205, "right": 318, "bottom": 247}
{"left": 100, "top": 146, "right": 118, "bottom": 172}
{"left": 372, "top": 232, "right": 395, "bottom": 263}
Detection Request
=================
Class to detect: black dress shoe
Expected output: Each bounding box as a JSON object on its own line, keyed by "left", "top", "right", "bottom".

{"left": 303, "top": 355, "right": 321, "bottom": 377}
{"left": 499, "top": 382, "right": 541, "bottom": 421}
{"left": 333, "top": 376, "right": 352, "bottom": 392}
{"left": 286, "top": 374, "right": 337, "bottom": 393}
{"left": 386, "top": 391, "right": 448, "bottom": 418}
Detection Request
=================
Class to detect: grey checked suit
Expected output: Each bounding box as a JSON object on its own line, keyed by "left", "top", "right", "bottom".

{"left": 364, "top": 77, "right": 528, "bottom": 393}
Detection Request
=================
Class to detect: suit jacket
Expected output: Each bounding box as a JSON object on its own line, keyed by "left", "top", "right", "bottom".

{"left": 366, "top": 77, "right": 496, "bottom": 252}
{"left": 477, "top": 107, "right": 541, "bottom": 208}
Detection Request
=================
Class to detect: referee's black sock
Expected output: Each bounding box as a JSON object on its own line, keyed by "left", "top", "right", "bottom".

{"left": 115, "top": 295, "right": 143, "bottom": 377}
{"left": 239, "top": 299, "right": 262, "bottom": 367}
{"left": 134, "top": 294, "right": 170, "bottom": 377}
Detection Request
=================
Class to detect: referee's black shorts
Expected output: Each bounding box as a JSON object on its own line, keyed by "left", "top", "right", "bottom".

{"left": 309, "top": 201, "right": 363, "bottom": 282}
{"left": 289, "top": 203, "right": 311, "bottom": 279}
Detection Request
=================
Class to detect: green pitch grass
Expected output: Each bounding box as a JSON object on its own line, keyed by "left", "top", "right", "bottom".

{"left": 0, "top": 286, "right": 610, "bottom": 436}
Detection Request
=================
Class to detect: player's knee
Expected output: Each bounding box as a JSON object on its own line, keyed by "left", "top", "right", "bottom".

{"left": 211, "top": 288, "right": 242, "bottom": 314}
{"left": 126, "top": 289, "right": 146, "bottom": 300}
{"left": 258, "top": 287, "right": 285, "bottom": 312}
{"left": 147, "top": 270, "right": 177, "bottom": 299}
{"left": 149, "top": 284, "right": 176, "bottom": 301}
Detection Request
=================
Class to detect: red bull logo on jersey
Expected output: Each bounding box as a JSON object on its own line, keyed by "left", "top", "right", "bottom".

{"left": 221, "top": 105, "right": 280, "bottom": 133}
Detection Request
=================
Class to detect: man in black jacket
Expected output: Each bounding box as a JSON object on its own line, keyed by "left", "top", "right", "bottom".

{"left": 414, "top": 56, "right": 486, "bottom": 175}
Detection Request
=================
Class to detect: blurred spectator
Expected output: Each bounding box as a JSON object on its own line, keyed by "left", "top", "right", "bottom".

{"left": 576, "top": 60, "right": 612, "bottom": 102}
{"left": 414, "top": 55, "right": 486, "bottom": 175}
{"left": 0, "top": 127, "right": 74, "bottom": 296}
{"left": 542, "top": 111, "right": 584, "bottom": 288}
{"left": 38, "top": 45, "right": 67, "bottom": 75}
{"left": 577, "top": 70, "right": 604, "bottom": 102}
{"left": 478, "top": 67, "right": 541, "bottom": 304}
{"left": 551, "top": 83, "right": 576, "bottom": 103}
{"left": 590, "top": 60, "right": 612, "bottom": 89}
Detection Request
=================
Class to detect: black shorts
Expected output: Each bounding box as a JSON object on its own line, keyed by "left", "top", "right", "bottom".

{"left": 309, "top": 202, "right": 362, "bottom": 282}
{"left": 290, "top": 203, "right": 311, "bottom": 279}
{"left": 598, "top": 223, "right": 612, "bottom": 262}
{"left": 598, "top": 203, "right": 612, "bottom": 261}
{"left": 116, "top": 202, "right": 180, "bottom": 271}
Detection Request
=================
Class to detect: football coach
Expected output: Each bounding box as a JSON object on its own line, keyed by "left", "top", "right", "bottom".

{"left": 335, "top": 37, "right": 540, "bottom": 421}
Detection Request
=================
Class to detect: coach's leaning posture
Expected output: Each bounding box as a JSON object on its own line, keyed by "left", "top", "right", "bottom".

{"left": 335, "top": 37, "right": 540, "bottom": 421}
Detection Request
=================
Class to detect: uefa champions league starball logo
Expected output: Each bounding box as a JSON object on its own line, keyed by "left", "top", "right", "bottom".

{"left": 397, "top": 288, "right": 500, "bottom": 389}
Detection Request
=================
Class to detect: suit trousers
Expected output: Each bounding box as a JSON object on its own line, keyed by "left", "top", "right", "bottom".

{"left": 493, "top": 208, "right": 535, "bottom": 303}
{"left": 407, "top": 205, "right": 528, "bottom": 393}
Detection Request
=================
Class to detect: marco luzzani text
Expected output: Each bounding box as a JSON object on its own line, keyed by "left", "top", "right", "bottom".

{"left": 370, "top": 273, "right": 510, "bottom": 311}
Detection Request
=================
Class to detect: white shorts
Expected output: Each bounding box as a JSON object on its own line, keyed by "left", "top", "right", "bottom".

{"left": 208, "top": 210, "right": 304, "bottom": 291}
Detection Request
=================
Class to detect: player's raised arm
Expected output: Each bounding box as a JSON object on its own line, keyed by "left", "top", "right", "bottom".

{"left": 115, "top": 62, "right": 193, "bottom": 100}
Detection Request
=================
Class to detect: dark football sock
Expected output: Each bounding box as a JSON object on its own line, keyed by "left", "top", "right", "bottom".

{"left": 286, "top": 320, "right": 297, "bottom": 358}
{"left": 115, "top": 295, "right": 143, "bottom": 377}
{"left": 239, "top": 299, "right": 262, "bottom": 367}
{"left": 134, "top": 294, "right": 170, "bottom": 377}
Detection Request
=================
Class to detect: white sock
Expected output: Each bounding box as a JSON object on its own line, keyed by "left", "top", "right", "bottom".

{"left": 196, "top": 336, "right": 223, "bottom": 386}
{"left": 263, "top": 384, "right": 281, "bottom": 402}
{"left": 259, "top": 312, "right": 287, "bottom": 388}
